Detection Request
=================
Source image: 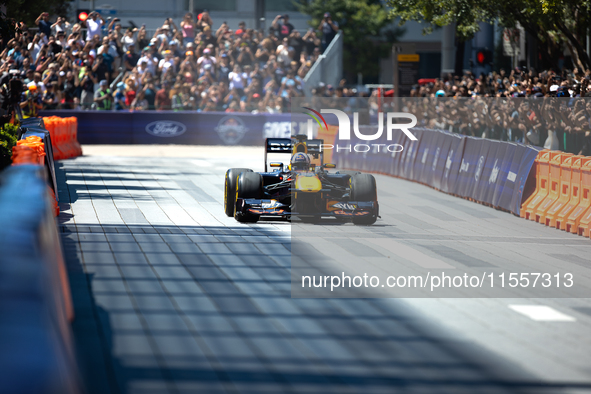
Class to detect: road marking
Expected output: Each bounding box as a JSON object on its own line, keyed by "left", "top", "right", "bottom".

{"left": 363, "top": 239, "right": 454, "bottom": 269}
{"left": 509, "top": 305, "right": 576, "bottom": 322}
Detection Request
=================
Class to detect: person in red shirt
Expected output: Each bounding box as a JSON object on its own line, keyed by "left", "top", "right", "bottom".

{"left": 155, "top": 81, "right": 172, "bottom": 110}
{"left": 125, "top": 79, "right": 137, "bottom": 107}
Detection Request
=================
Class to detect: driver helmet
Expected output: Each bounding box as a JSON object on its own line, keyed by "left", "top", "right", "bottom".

{"left": 290, "top": 152, "right": 311, "bottom": 171}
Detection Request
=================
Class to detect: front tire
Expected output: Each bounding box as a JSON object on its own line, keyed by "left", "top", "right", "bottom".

{"left": 350, "top": 174, "right": 378, "bottom": 225}
{"left": 224, "top": 168, "right": 252, "bottom": 217}
{"left": 235, "top": 172, "right": 263, "bottom": 223}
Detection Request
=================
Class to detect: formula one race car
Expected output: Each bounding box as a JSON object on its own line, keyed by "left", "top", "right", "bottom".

{"left": 224, "top": 135, "right": 379, "bottom": 225}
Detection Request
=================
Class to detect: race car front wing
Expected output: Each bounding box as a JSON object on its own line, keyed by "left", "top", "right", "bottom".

{"left": 236, "top": 198, "right": 378, "bottom": 218}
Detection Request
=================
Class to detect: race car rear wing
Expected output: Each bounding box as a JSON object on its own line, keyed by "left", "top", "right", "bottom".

{"left": 264, "top": 137, "right": 325, "bottom": 172}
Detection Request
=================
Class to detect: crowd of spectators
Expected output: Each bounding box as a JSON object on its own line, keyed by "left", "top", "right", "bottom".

{"left": 306, "top": 67, "right": 591, "bottom": 155}
{"left": 4, "top": 10, "right": 340, "bottom": 114}
{"left": 405, "top": 68, "right": 591, "bottom": 154}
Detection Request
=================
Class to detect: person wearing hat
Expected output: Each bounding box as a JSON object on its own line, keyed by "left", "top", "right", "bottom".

{"left": 114, "top": 82, "right": 127, "bottom": 110}
{"left": 123, "top": 43, "right": 139, "bottom": 72}
{"left": 35, "top": 12, "right": 52, "bottom": 37}
{"left": 42, "top": 82, "right": 58, "bottom": 110}
{"left": 138, "top": 46, "right": 157, "bottom": 76}
{"left": 20, "top": 82, "right": 44, "bottom": 118}
{"left": 272, "top": 14, "right": 294, "bottom": 39}
{"left": 158, "top": 50, "right": 175, "bottom": 76}
{"left": 318, "top": 12, "right": 339, "bottom": 52}
{"left": 201, "top": 25, "right": 216, "bottom": 47}
{"left": 94, "top": 80, "right": 112, "bottom": 110}
{"left": 197, "top": 48, "right": 216, "bottom": 75}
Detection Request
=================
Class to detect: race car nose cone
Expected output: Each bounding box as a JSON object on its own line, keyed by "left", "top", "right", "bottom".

{"left": 295, "top": 175, "right": 322, "bottom": 192}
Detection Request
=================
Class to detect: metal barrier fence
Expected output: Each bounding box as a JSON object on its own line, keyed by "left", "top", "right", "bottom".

{"left": 303, "top": 31, "right": 343, "bottom": 97}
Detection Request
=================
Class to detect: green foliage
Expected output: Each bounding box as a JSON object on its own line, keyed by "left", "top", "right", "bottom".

{"left": 0, "top": 123, "right": 18, "bottom": 170}
{"left": 386, "top": 0, "right": 591, "bottom": 69}
{"left": 1, "top": 0, "right": 71, "bottom": 27}
{"left": 297, "top": 0, "right": 398, "bottom": 80}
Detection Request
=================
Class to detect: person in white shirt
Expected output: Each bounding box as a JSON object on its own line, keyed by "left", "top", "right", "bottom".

{"left": 228, "top": 64, "right": 247, "bottom": 91}
{"left": 138, "top": 48, "right": 157, "bottom": 76}
{"left": 28, "top": 33, "right": 43, "bottom": 62}
{"left": 196, "top": 48, "right": 216, "bottom": 74}
{"left": 121, "top": 28, "right": 137, "bottom": 52}
{"left": 85, "top": 11, "right": 104, "bottom": 42}
{"left": 158, "top": 51, "right": 175, "bottom": 75}
{"left": 51, "top": 17, "right": 71, "bottom": 36}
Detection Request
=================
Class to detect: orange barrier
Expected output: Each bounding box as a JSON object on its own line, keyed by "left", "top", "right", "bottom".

{"left": 11, "top": 136, "right": 59, "bottom": 217}
{"left": 575, "top": 160, "right": 591, "bottom": 236}
{"left": 12, "top": 136, "right": 46, "bottom": 166}
{"left": 521, "top": 150, "right": 552, "bottom": 220}
{"left": 42, "top": 116, "right": 82, "bottom": 160}
{"left": 543, "top": 155, "right": 579, "bottom": 227}
{"left": 555, "top": 157, "right": 588, "bottom": 230}
{"left": 535, "top": 153, "right": 573, "bottom": 224}
{"left": 47, "top": 185, "right": 60, "bottom": 217}
{"left": 564, "top": 159, "right": 591, "bottom": 234}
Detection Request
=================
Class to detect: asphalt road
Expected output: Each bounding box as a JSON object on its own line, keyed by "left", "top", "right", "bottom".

{"left": 59, "top": 146, "right": 591, "bottom": 394}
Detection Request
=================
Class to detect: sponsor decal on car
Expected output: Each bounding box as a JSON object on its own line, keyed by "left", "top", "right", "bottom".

{"left": 145, "top": 120, "right": 187, "bottom": 137}
{"left": 332, "top": 202, "right": 358, "bottom": 211}
{"left": 261, "top": 200, "right": 282, "bottom": 209}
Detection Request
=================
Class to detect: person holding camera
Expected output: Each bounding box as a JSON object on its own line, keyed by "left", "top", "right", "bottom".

{"left": 80, "top": 62, "right": 98, "bottom": 109}
{"left": 318, "top": 12, "right": 339, "bottom": 52}
{"left": 35, "top": 12, "right": 52, "bottom": 37}
{"left": 51, "top": 16, "right": 71, "bottom": 36}
{"left": 272, "top": 14, "right": 294, "bottom": 39}
{"left": 20, "top": 83, "right": 43, "bottom": 118}
{"left": 84, "top": 11, "right": 105, "bottom": 42}
{"left": 94, "top": 80, "right": 112, "bottom": 110}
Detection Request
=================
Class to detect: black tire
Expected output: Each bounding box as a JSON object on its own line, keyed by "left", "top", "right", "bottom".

{"left": 235, "top": 172, "right": 263, "bottom": 223}
{"left": 350, "top": 174, "right": 378, "bottom": 225}
{"left": 224, "top": 168, "right": 252, "bottom": 217}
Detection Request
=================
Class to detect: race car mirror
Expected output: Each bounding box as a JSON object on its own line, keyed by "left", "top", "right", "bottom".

{"left": 323, "top": 163, "right": 336, "bottom": 168}
{"left": 269, "top": 162, "right": 283, "bottom": 168}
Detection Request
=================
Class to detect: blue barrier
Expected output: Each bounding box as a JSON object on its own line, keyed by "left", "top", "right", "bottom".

{"left": 477, "top": 141, "right": 503, "bottom": 205}
{"left": 332, "top": 128, "right": 539, "bottom": 216}
{"left": 440, "top": 135, "right": 466, "bottom": 195}
{"left": 493, "top": 143, "right": 522, "bottom": 211}
{"left": 431, "top": 132, "right": 454, "bottom": 190}
{"left": 0, "top": 165, "right": 79, "bottom": 394}
{"left": 40, "top": 110, "right": 308, "bottom": 146}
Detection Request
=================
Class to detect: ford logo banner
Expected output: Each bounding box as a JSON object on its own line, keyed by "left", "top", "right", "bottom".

{"left": 145, "top": 121, "right": 187, "bottom": 137}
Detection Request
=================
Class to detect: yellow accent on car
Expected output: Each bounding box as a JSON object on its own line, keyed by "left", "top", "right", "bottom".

{"left": 295, "top": 175, "right": 322, "bottom": 192}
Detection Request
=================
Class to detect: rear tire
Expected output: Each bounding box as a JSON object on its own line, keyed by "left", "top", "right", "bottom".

{"left": 224, "top": 168, "right": 252, "bottom": 217}
{"left": 235, "top": 172, "right": 263, "bottom": 223}
{"left": 350, "top": 174, "right": 378, "bottom": 225}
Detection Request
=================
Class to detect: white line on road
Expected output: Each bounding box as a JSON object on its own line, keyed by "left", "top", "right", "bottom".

{"left": 509, "top": 305, "right": 576, "bottom": 322}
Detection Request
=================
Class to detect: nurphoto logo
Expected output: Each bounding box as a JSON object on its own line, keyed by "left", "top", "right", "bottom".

{"left": 303, "top": 108, "right": 418, "bottom": 153}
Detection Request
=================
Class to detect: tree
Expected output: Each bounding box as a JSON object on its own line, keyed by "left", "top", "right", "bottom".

{"left": 298, "top": 0, "right": 400, "bottom": 83}
{"left": 1, "top": 0, "right": 70, "bottom": 28}
{"left": 386, "top": 0, "right": 591, "bottom": 71}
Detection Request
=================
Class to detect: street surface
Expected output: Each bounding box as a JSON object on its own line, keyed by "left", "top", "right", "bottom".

{"left": 59, "top": 145, "right": 591, "bottom": 394}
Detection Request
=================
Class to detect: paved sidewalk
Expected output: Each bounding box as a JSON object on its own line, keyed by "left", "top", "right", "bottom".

{"left": 58, "top": 147, "right": 591, "bottom": 394}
